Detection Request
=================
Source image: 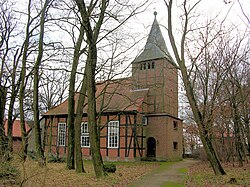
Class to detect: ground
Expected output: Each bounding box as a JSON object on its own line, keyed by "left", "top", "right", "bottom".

{"left": 1, "top": 157, "right": 250, "bottom": 186}
{"left": 128, "top": 159, "right": 198, "bottom": 187}
{"left": 188, "top": 161, "right": 250, "bottom": 186}
{"left": 0, "top": 157, "right": 160, "bottom": 187}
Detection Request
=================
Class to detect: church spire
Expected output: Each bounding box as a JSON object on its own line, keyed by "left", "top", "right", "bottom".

{"left": 133, "top": 12, "right": 172, "bottom": 63}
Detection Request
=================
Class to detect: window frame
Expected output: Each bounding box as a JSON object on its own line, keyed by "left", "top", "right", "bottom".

{"left": 57, "top": 122, "right": 66, "bottom": 146}
{"left": 108, "top": 121, "right": 119, "bottom": 148}
{"left": 81, "top": 122, "right": 90, "bottom": 148}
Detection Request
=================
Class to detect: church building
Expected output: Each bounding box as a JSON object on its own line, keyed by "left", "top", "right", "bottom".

{"left": 43, "top": 12, "right": 183, "bottom": 161}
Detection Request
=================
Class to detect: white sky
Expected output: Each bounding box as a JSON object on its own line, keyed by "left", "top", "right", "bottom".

{"left": 4, "top": 0, "right": 249, "bottom": 118}
{"left": 131, "top": 0, "right": 249, "bottom": 58}
{"left": 12, "top": 0, "right": 249, "bottom": 60}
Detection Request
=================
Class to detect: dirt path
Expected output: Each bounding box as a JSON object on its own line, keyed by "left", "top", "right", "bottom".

{"left": 128, "top": 159, "right": 199, "bottom": 187}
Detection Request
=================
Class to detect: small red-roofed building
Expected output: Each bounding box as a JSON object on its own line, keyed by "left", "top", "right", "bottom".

{"left": 4, "top": 119, "right": 31, "bottom": 152}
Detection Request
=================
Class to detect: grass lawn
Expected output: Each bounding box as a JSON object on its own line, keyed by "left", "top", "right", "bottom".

{"left": 0, "top": 156, "right": 160, "bottom": 187}
{"left": 187, "top": 161, "right": 250, "bottom": 187}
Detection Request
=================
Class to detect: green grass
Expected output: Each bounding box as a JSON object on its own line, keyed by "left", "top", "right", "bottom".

{"left": 157, "top": 161, "right": 178, "bottom": 172}
{"left": 160, "top": 181, "right": 184, "bottom": 187}
{"left": 177, "top": 167, "right": 187, "bottom": 174}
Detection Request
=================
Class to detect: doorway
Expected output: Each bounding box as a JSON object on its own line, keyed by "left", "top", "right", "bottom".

{"left": 147, "top": 137, "right": 156, "bottom": 157}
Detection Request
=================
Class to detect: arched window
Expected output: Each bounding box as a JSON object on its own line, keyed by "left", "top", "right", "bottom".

{"left": 152, "top": 61, "right": 155, "bottom": 69}
{"left": 143, "top": 63, "right": 146, "bottom": 70}
{"left": 148, "top": 62, "right": 150, "bottom": 69}
{"left": 140, "top": 64, "right": 143, "bottom": 70}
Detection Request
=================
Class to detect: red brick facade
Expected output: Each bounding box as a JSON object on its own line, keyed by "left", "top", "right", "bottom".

{"left": 43, "top": 15, "right": 183, "bottom": 161}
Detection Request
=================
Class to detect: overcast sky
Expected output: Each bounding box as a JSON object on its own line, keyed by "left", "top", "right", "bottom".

{"left": 132, "top": 0, "right": 249, "bottom": 55}
{"left": 11, "top": 0, "right": 249, "bottom": 69}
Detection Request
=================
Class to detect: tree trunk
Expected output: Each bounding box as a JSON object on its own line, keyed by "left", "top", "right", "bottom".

{"left": 33, "top": 0, "right": 49, "bottom": 166}
{"left": 233, "top": 108, "right": 244, "bottom": 167}
{"left": 6, "top": 49, "right": 22, "bottom": 158}
{"left": 182, "top": 69, "right": 226, "bottom": 175}
{"left": 20, "top": 66, "right": 28, "bottom": 161}
{"left": 246, "top": 124, "right": 250, "bottom": 156}
{"left": 7, "top": 86, "right": 18, "bottom": 155}
{"left": 74, "top": 78, "right": 87, "bottom": 173}
{"left": 66, "top": 83, "right": 75, "bottom": 169}
{"left": 74, "top": 0, "right": 108, "bottom": 177}
{"left": 48, "top": 116, "right": 54, "bottom": 154}
{"left": 19, "top": 0, "right": 32, "bottom": 161}
{"left": 66, "top": 24, "right": 85, "bottom": 170}
{"left": 200, "top": 126, "right": 226, "bottom": 174}
{"left": 0, "top": 85, "right": 7, "bottom": 161}
{"left": 7, "top": 118, "right": 13, "bottom": 155}
{"left": 86, "top": 48, "right": 104, "bottom": 178}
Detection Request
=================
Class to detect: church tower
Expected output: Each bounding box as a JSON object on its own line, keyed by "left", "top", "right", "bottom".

{"left": 132, "top": 12, "right": 178, "bottom": 117}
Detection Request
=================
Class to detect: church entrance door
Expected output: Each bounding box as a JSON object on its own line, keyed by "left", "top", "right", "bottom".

{"left": 147, "top": 137, "right": 156, "bottom": 157}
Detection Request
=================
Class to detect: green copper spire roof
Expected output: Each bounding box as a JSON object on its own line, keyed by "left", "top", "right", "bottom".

{"left": 133, "top": 12, "right": 173, "bottom": 63}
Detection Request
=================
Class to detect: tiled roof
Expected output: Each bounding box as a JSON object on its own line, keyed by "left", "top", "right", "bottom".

{"left": 133, "top": 15, "right": 173, "bottom": 63}
{"left": 4, "top": 120, "right": 30, "bottom": 138}
{"left": 43, "top": 78, "right": 149, "bottom": 116}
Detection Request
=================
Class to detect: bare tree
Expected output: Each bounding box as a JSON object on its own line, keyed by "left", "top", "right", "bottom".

{"left": 19, "top": 0, "right": 33, "bottom": 161}
{"left": 225, "top": 47, "right": 250, "bottom": 165}
{"left": 164, "top": 0, "right": 229, "bottom": 175}
{"left": 6, "top": 48, "right": 22, "bottom": 157}
{"left": 0, "top": 0, "right": 15, "bottom": 160}
{"left": 39, "top": 70, "right": 69, "bottom": 112}
{"left": 33, "top": 0, "right": 51, "bottom": 166}
{"left": 73, "top": 0, "right": 108, "bottom": 177}
{"left": 66, "top": 24, "right": 85, "bottom": 170}
{"left": 0, "top": 85, "right": 7, "bottom": 160}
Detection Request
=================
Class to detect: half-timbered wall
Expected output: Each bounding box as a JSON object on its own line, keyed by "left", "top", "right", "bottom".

{"left": 44, "top": 113, "right": 146, "bottom": 161}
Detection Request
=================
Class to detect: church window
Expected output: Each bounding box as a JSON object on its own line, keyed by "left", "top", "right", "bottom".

{"left": 173, "top": 121, "right": 178, "bottom": 130}
{"left": 81, "top": 122, "right": 90, "bottom": 147}
{"left": 173, "top": 141, "right": 178, "bottom": 150}
{"left": 108, "top": 121, "right": 119, "bottom": 148}
{"left": 140, "top": 64, "right": 143, "bottom": 70}
{"left": 143, "top": 63, "right": 146, "bottom": 70}
{"left": 148, "top": 62, "right": 151, "bottom": 69}
{"left": 142, "top": 115, "right": 147, "bottom": 125}
{"left": 57, "top": 123, "right": 66, "bottom": 146}
{"left": 152, "top": 62, "right": 155, "bottom": 69}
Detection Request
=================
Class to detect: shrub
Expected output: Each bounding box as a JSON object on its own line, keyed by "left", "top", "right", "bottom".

{"left": 192, "top": 147, "right": 207, "bottom": 161}
{"left": 47, "top": 154, "right": 66, "bottom": 163}
{"left": 103, "top": 163, "right": 116, "bottom": 173}
{"left": 27, "top": 151, "right": 36, "bottom": 160}
{"left": 0, "top": 162, "right": 19, "bottom": 179}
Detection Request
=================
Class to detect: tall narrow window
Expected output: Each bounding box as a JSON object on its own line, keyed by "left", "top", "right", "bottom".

{"left": 148, "top": 62, "right": 151, "bottom": 69}
{"left": 173, "top": 121, "right": 178, "bottom": 130}
{"left": 142, "top": 115, "right": 147, "bottom": 125}
{"left": 143, "top": 63, "right": 146, "bottom": 70}
{"left": 152, "top": 61, "right": 155, "bottom": 69}
{"left": 81, "top": 122, "right": 90, "bottom": 147}
{"left": 57, "top": 123, "right": 66, "bottom": 146}
{"left": 173, "top": 142, "right": 178, "bottom": 150}
{"left": 108, "top": 121, "right": 119, "bottom": 148}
